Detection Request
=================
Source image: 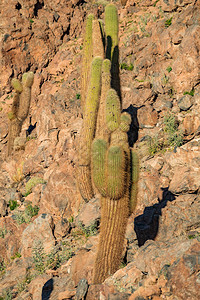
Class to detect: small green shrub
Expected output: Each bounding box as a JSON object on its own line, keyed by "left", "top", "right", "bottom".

{"left": 153, "top": 0, "right": 160, "bottom": 7}
{"left": 120, "top": 62, "right": 134, "bottom": 71}
{"left": 32, "top": 241, "right": 73, "bottom": 274}
{"left": 166, "top": 66, "right": 172, "bottom": 73}
{"left": 32, "top": 241, "right": 46, "bottom": 274}
{"left": 148, "top": 112, "right": 183, "bottom": 156}
{"left": 68, "top": 216, "right": 74, "bottom": 223}
{"left": 13, "top": 204, "right": 39, "bottom": 224}
{"left": 183, "top": 89, "right": 194, "bottom": 96}
{"left": 165, "top": 17, "right": 172, "bottom": 28}
{"left": 78, "top": 221, "right": 98, "bottom": 238}
{"left": 24, "top": 177, "right": 46, "bottom": 196}
{"left": 0, "top": 289, "right": 13, "bottom": 300}
{"left": 76, "top": 93, "right": 81, "bottom": 100}
{"left": 0, "top": 227, "right": 8, "bottom": 239}
{"left": 17, "top": 271, "right": 33, "bottom": 294}
{"left": 163, "top": 113, "right": 183, "bottom": 148}
{"left": 11, "top": 252, "right": 21, "bottom": 260}
{"left": 9, "top": 199, "right": 18, "bottom": 211}
{"left": 148, "top": 136, "right": 163, "bottom": 156}
{"left": 0, "top": 257, "right": 5, "bottom": 273}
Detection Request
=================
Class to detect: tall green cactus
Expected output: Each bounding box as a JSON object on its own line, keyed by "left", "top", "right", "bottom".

{"left": 77, "top": 3, "right": 139, "bottom": 284}
{"left": 81, "top": 13, "right": 95, "bottom": 110}
{"left": 92, "top": 19, "right": 104, "bottom": 59}
{"left": 77, "top": 57, "right": 103, "bottom": 201}
{"left": 7, "top": 72, "right": 34, "bottom": 156}
{"left": 96, "top": 59, "right": 111, "bottom": 141}
{"left": 105, "top": 4, "right": 118, "bottom": 62}
{"left": 105, "top": 3, "right": 121, "bottom": 100}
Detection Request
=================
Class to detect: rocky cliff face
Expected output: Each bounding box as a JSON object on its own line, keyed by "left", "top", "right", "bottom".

{"left": 0, "top": 0, "right": 199, "bottom": 299}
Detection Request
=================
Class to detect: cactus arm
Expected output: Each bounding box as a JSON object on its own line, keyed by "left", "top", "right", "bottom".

{"left": 91, "top": 138, "right": 108, "bottom": 196}
{"left": 17, "top": 72, "right": 34, "bottom": 121}
{"left": 7, "top": 72, "right": 34, "bottom": 156}
{"left": 105, "top": 88, "right": 121, "bottom": 132}
{"left": 92, "top": 19, "right": 104, "bottom": 59}
{"left": 81, "top": 13, "right": 95, "bottom": 110}
{"left": 77, "top": 57, "right": 103, "bottom": 201}
{"left": 96, "top": 59, "right": 111, "bottom": 140}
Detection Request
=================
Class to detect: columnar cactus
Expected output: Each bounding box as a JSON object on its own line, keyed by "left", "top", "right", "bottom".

{"left": 81, "top": 13, "right": 95, "bottom": 110}
{"left": 77, "top": 57, "right": 103, "bottom": 201}
{"left": 105, "top": 3, "right": 121, "bottom": 100}
{"left": 92, "top": 19, "right": 104, "bottom": 59}
{"left": 105, "top": 3, "right": 118, "bottom": 62}
{"left": 96, "top": 59, "right": 111, "bottom": 140}
{"left": 7, "top": 72, "right": 34, "bottom": 156}
{"left": 77, "top": 3, "right": 139, "bottom": 284}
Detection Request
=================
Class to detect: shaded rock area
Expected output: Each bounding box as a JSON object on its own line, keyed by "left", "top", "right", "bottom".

{"left": 0, "top": 0, "right": 200, "bottom": 299}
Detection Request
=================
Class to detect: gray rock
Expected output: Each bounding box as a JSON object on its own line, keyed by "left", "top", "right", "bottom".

{"left": 75, "top": 278, "right": 88, "bottom": 300}
{"left": 178, "top": 95, "right": 193, "bottom": 111}
{"left": 20, "top": 213, "right": 55, "bottom": 257}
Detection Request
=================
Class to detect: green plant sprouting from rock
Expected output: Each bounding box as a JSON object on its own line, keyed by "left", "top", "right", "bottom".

{"left": 77, "top": 3, "right": 139, "bottom": 284}
{"left": 7, "top": 72, "right": 34, "bottom": 156}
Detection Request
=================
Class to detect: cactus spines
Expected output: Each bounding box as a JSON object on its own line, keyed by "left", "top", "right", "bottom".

{"left": 130, "top": 150, "right": 139, "bottom": 214}
{"left": 93, "top": 195, "right": 129, "bottom": 284}
{"left": 106, "top": 146, "right": 126, "bottom": 200}
{"left": 76, "top": 165, "right": 94, "bottom": 202}
{"left": 78, "top": 56, "right": 102, "bottom": 201}
{"left": 96, "top": 59, "right": 111, "bottom": 140}
{"left": 81, "top": 13, "right": 95, "bottom": 109}
{"left": 11, "top": 78, "right": 23, "bottom": 93}
{"left": 92, "top": 20, "right": 104, "bottom": 59}
{"left": 7, "top": 71, "right": 34, "bottom": 156}
{"left": 106, "top": 88, "right": 121, "bottom": 132}
{"left": 79, "top": 56, "right": 103, "bottom": 165}
{"left": 91, "top": 138, "right": 108, "bottom": 196}
{"left": 78, "top": 4, "right": 139, "bottom": 283}
{"left": 17, "top": 72, "right": 34, "bottom": 121}
{"left": 120, "top": 112, "right": 132, "bottom": 132}
{"left": 105, "top": 4, "right": 118, "bottom": 61}
{"left": 105, "top": 3, "right": 121, "bottom": 100}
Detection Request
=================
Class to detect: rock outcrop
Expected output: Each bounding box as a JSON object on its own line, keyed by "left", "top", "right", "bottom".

{"left": 0, "top": 0, "right": 199, "bottom": 299}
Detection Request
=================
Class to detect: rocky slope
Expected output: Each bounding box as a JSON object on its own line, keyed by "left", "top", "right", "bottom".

{"left": 0, "top": 0, "right": 200, "bottom": 299}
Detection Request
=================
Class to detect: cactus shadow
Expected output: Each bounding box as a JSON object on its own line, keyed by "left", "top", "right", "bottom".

{"left": 134, "top": 187, "right": 175, "bottom": 247}
{"left": 26, "top": 117, "right": 37, "bottom": 137}
{"left": 106, "top": 36, "right": 121, "bottom": 102}
{"left": 122, "top": 105, "right": 139, "bottom": 147}
{"left": 42, "top": 278, "right": 53, "bottom": 300}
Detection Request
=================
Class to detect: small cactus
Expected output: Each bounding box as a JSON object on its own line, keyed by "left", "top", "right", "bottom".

{"left": 120, "top": 112, "right": 132, "bottom": 132}
{"left": 7, "top": 72, "right": 34, "bottom": 156}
